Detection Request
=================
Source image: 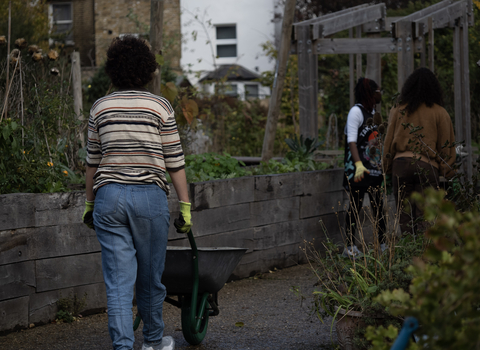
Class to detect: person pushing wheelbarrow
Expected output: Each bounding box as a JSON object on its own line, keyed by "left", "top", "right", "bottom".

{"left": 82, "top": 35, "right": 191, "bottom": 350}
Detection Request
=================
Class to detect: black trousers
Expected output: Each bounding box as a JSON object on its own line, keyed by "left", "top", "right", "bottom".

{"left": 392, "top": 157, "right": 439, "bottom": 234}
{"left": 345, "top": 184, "right": 386, "bottom": 245}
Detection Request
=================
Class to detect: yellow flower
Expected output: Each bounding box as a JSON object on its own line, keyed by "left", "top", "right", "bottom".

{"left": 88, "top": 85, "right": 91, "bottom": 88}
{"left": 47, "top": 162, "right": 53, "bottom": 167}
{"left": 63, "top": 170, "right": 68, "bottom": 176}
{"left": 23, "top": 150, "right": 25, "bottom": 154}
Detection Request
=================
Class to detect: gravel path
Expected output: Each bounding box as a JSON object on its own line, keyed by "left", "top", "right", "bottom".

{"left": 0, "top": 264, "right": 338, "bottom": 350}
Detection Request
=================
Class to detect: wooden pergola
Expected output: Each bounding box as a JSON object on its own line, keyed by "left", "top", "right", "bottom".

{"left": 291, "top": 0, "right": 474, "bottom": 178}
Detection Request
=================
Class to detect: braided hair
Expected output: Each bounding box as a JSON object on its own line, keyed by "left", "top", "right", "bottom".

{"left": 354, "top": 77, "right": 378, "bottom": 113}
{"left": 399, "top": 67, "right": 444, "bottom": 116}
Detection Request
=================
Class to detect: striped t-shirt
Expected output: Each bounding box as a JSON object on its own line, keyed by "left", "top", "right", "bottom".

{"left": 86, "top": 90, "right": 185, "bottom": 195}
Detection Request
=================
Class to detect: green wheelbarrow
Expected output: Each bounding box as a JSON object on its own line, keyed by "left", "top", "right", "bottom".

{"left": 133, "top": 228, "right": 247, "bottom": 345}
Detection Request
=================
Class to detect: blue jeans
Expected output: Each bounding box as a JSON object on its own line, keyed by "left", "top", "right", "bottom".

{"left": 93, "top": 183, "right": 170, "bottom": 350}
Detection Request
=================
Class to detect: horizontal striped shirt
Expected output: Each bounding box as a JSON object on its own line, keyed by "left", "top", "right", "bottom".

{"left": 86, "top": 90, "right": 185, "bottom": 195}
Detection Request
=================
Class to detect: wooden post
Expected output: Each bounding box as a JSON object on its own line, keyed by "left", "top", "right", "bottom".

{"left": 261, "top": 0, "right": 296, "bottom": 161}
{"left": 428, "top": 17, "right": 434, "bottom": 72}
{"left": 5, "top": 1, "right": 11, "bottom": 120}
{"left": 397, "top": 21, "right": 414, "bottom": 92}
{"left": 365, "top": 33, "right": 381, "bottom": 85}
{"left": 297, "top": 25, "right": 318, "bottom": 141}
{"left": 71, "top": 52, "right": 84, "bottom": 148}
{"left": 453, "top": 22, "right": 465, "bottom": 175}
{"left": 461, "top": 11, "right": 472, "bottom": 179}
{"left": 356, "top": 26, "right": 362, "bottom": 79}
{"left": 349, "top": 28, "right": 354, "bottom": 107}
{"left": 150, "top": 0, "right": 164, "bottom": 96}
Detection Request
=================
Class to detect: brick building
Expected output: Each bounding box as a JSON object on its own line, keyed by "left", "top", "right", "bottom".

{"left": 48, "top": 0, "right": 181, "bottom": 71}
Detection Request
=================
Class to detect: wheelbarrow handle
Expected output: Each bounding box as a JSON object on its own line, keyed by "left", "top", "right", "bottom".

{"left": 390, "top": 317, "right": 419, "bottom": 350}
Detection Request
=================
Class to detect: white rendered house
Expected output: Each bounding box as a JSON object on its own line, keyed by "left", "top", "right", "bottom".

{"left": 180, "top": 0, "right": 283, "bottom": 100}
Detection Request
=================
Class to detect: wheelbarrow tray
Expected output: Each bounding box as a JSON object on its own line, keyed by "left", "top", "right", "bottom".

{"left": 162, "top": 246, "right": 247, "bottom": 295}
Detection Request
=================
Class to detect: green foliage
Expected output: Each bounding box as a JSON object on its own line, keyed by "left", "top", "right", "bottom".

{"left": 0, "top": 46, "right": 85, "bottom": 194}
{"left": 370, "top": 187, "right": 480, "bottom": 349}
{"left": 184, "top": 152, "right": 250, "bottom": 182}
{"left": 285, "top": 135, "right": 322, "bottom": 162}
{"left": 56, "top": 293, "right": 87, "bottom": 323}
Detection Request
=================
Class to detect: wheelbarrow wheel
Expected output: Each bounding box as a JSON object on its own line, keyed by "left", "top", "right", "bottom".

{"left": 181, "top": 295, "right": 209, "bottom": 345}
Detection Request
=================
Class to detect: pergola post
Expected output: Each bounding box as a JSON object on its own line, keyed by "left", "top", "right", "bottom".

{"left": 454, "top": 10, "right": 473, "bottom": 179}
{"left": 396, "top": 21, "right": 414, "bottom": 92}
{"left": 349, "top": 28, "right": 354, "bottom": 107}
{"left": 297, "top": 25, "right": 318, "bottom": 139}
{"left": 365, "top": 33, "right": 381, "bottom": 85}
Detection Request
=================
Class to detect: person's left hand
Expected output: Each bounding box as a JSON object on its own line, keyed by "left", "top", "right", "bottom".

{"left": 82, "top": 200, "right": 95, "bottom": 229}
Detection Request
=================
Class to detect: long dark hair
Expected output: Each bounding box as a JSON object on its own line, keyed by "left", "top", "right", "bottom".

{"left": 354, "top": 77, "right": 378, "bottom": 113}
{"left": 399, "top": 67, "right": 444, "bottom": 115}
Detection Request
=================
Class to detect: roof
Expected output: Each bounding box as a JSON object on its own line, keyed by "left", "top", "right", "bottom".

{"left": 199, "top": 64, "right": 260, "bottom": 82}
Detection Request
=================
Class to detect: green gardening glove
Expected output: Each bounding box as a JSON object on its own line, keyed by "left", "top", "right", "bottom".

{"left": 82, "top": 200, "right": 95, "bottom": 229}
{"left": 354, "top": 161, "right": 370, "bottom": 182}
{"left": 174, "top": 201, "right": 192, "bottom": 233}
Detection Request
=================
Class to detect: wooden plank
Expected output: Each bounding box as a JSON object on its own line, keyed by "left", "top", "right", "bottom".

{"left": 0, "top": 193, "right": 36, "bottom": 231}
{"left": 363, "top": 16, "right": 402, "bottom": 33}
{"left": 397, "top": 21, "right": 414, "bottom": 92}
{"left": 349, "top": 28, "right": 354, "bottom": 107}
{"left": 315, "top": 37, "right": 398, "bottom": 55}
{"left": 461, "top": 12, "right": 473, "bottom": 180}
{"left": 253, "top": 173, "right": 302, "bottom": 202}
{"left": 189, "top": 203, "right": 251, "bottom": 237}
{"left": 29, "top": 283, "right": 107, "bottom": 324}
{"left": 392, "top": 0, "right": 453, "bottom": 37}
{"left": 414, "top": 1, "right": 467, "bottom": 35}
{"left": 71, "top": 52, "right": 84, "bottom": 148}
{"left": 356, "top": 26, "right": 362, "bottom": 80}
{"left": 311, "top": 4, "right": 386, "bottom": 39}
{"left": 428, "top": 17, "right": 435, "bottom": 71}
{"left": 253, "top": 220, "right": 304, "bottom": 251}
{"left": 453, "top": 24, "right": 463, "bottom": 150}
{"left": 300, "top": 190, "right": 344, "bottom": 219}
{"left": 190, "top": 177, "right": 254, "bottom": 211}
{"left": 34, "top": 192, "right": 90, "bottom": 228}
{"left": 233, "top": 243, "right": 301, "bottom": 278}
{"left": 297, "top": 25, "right": 318, "bottom": 140}
{"left": 293, "top": 3, "right": 370, "bottom": 31}
{"left": 250, "top": 197, "right": 300, "bottom": 227}
{"left": 302, "top": 169, "right": 344, "bottom": 195}
{"left": 0, "top": 261, "right": 35, "bottom": 301}
{"left": 365, "top": 33, "right": 381, "bottom": 88}
{"left": 0, "top": 296, "right": 29, "bottom": 331}
{"left": 0, "top": 224, "right": 100, "bottom": 266}
{"left": 36, "top": 253, "right": 104, "bottom": 293}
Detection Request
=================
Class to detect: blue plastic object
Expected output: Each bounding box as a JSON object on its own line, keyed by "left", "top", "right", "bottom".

{"left": 390, "top": 317, "right": 419, "bottom": 350}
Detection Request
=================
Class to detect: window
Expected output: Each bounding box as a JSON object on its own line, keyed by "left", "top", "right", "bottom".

{"left": 216, "top": 25, "right": 237, "bottom": 58}
{"left": 217, "top": 84, "right": 238, "bottom": 97}
{"left": 217, "top": 45, "right": 237, "bottom": 58}
{"left": 245, "top": 84, "right": 259, "bottom": 99}
{"left": 50, "top": 3, "right": 73, "bottom": 44}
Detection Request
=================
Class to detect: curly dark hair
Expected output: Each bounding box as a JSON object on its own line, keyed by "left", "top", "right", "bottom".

{"left": 105, "top": 36, "right": 157, "bottom": 89}
{"left": 354, "top": 77, "right": 378, "bottom": 113}
{"left": 399, "top": 67, "right": 444, "bottom": 115}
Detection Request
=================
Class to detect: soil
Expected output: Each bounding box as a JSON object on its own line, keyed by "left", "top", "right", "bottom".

{"left": 0, "top": 264, "right": 338, "bottom": 350}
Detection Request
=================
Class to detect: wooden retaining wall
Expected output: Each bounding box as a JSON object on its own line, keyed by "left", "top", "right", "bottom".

{"left": 0, "top": 169, "right": 347, "bottom": 332}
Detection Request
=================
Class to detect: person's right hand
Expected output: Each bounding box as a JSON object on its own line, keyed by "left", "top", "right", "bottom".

{"left": 174, "top": 201, "right": 192, "bottom": 233}
{"left": 354, "top": 161, "right": 370, "bottom": 182}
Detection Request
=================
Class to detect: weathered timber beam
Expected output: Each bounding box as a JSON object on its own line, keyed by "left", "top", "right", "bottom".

{"left": 291, "top": 38, "right": 423, "bottom": 55}
{"left": 293, "top": 3, "right": 370, "bottom": 29}
{"left": 314, "top": 38, "right": 399, "bottom": 54}
{"left": 392, "top": 0, "right": 452, "bottom": 37}
{"left": 363, "top": 16, "right": 402, "bottom": 33}
{"left": 414, "top": 1, "right": 469, "bottom": 36}
{"left": 311, "top": 4, "right": 386, "bottom": 39}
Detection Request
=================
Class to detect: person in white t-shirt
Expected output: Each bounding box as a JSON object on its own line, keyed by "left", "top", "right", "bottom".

{"left": 342, "top": 77, "right": 385, "bottom": 258}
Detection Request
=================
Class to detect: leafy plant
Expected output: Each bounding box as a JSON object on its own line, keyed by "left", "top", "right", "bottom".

{"left": 56, "top": 293, "right": 87, "bottom": 323}
{"left": 366, "top": 187, "right": 480, "bottom": 349}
